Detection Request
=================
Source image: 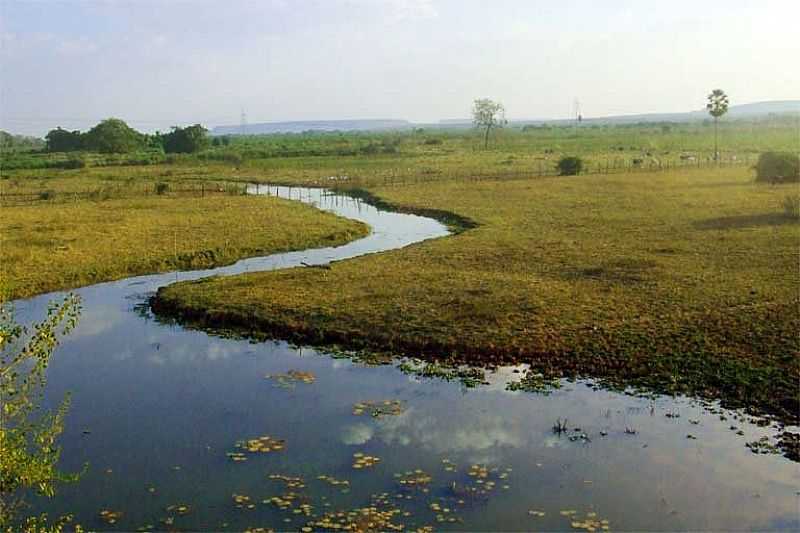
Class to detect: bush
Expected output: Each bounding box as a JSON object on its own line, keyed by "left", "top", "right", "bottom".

{"left": 423, "top": 138, "right": 442, "bottom": 145}
{"left": 155, "top": 182, "right": 170, "bottom": 195}
{"left": 755, "top": 152, "right": 800, "bottom": 183}
{"left": 783, "top": 195, "right": 800, "bottom": 219}
{"left": 360, "top": 143, "right": 380, "bottom": 155}
{"left": 58, "top": 156, "right": 86, "bottom": 169}
{"left": 556, "top": 156, "right": 584, "bottom": 176}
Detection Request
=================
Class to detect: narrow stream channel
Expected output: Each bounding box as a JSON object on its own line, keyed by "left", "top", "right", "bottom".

{"left": 13, "top": 185, "right": 799, "bottom": 531}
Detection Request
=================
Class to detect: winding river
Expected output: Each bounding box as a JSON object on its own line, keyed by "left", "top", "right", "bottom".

{"left": 14, "top": 185, "right": 799, "bottom": 531}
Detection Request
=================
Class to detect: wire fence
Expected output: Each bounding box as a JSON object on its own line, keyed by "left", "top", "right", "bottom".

{"left": 0, "top": 181, "right": 248, "bottom": 206}
{"left": 356, "top": 157, "right": 755, "bottom": 189}
{"left": 1, "top": 157, "right": 754, "bottom": 205}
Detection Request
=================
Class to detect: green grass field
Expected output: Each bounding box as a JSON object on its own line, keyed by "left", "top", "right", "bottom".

{"left": 0, "top": 194, "right": 368, "bottom": 300}
{"left": 155, "top": 166, "right": 800, "bottom": 425}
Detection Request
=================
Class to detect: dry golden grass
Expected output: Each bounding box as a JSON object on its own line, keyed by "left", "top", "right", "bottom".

{"left": 0, "top": 194, "right": 368, "bottom": 300}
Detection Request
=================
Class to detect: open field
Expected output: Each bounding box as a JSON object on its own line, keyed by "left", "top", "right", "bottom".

{"left": 0, "top": 193, "right": 368, "bottom": 300}
{"left": 155, "top": 166, "right": 800, "bottom": 425}
{"left": 3, "top": 118, "right": 798, "bottom": 191}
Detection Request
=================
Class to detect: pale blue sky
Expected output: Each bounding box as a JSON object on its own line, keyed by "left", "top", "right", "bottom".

{"left": 1, "top": 0, "right": 798, "bottom": 135}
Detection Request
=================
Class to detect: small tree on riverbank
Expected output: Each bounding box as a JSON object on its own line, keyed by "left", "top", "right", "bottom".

{"left": 0, "top": 295, "right": 83, "bottom": 530}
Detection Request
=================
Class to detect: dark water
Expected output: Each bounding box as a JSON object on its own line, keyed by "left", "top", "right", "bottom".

{"left": 13, "top": 186, "right": 799, "bottom": 531}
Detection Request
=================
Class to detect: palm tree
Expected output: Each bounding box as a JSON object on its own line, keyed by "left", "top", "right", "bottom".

{"left": 706, "top": 89, "right": 729, "bottom": 161}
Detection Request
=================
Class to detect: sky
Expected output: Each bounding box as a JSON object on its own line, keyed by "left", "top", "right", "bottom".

{"left": 1, "top": 0, "right": 798, "bottom": 136}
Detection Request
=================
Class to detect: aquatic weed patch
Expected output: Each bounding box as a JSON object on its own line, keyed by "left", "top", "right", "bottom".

{"left": 266, "top": 369, "right": 316, "bottom": 387}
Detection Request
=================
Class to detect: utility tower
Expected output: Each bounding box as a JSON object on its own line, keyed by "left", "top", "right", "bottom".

{"left": 240, "top": 109, "right": 248, "bottom": 136}
{"left": 573, "top": 99, "right": 582, "bottom": 137}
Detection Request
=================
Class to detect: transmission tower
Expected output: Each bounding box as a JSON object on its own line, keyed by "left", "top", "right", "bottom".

{"left": 240, "top": 109, "right": 248, "bottom": 136}
{"left": 573, "top": 98, "right": 582, "bottom": 137}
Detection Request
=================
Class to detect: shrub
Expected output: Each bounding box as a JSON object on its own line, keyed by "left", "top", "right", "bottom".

{"left": 755, "top": 152, "right": 800, "bottom": 183}
{"left": 155, "top": 182, "right": 169, "bottom": 195}
{"left": 423, "top": 138, "right": 442, "bottom": 145}
{"left": 783, "top": 195, "right": 800, "bottom": 219}
{"left": 360, "top": 143, "right": 380, "bottom": 155}
{"left": 556, "top": 156, "right": 584, "bottom": 176}
{"left": 58, "top": 156, "right": 86, "bottom": 169}
{"left": 224, "top": 183, "right": 245, "bottom": 196}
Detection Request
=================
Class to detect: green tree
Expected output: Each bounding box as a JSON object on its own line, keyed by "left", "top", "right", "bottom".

{"left": 706, "top": 89, "right": 729, "bottom": 161}
{"left": 162, "top": 124, "right": 209, "bottom": 154}
{"left": 146, "top": 131, "right": 165, "bottom": 151}
{"left": 44, "top": 128, "right": 83, "bottom": 153}
{"left": 82, "top": 118, "right": 144, "bottom": 153}
{"left": 1, "top": 295, "right": 83, "bottom": 531}
{"left": 472, "top": 98, "right": 507, "bottom": 149}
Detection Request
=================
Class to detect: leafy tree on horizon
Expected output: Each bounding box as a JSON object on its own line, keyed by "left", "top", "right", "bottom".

{"left": 472, "top": 98, "right": 507, "bottom": 149}
{"left": 706, "top": 89, "right": 729, "bottom": 161}
{"left": 44, "top": 127, "right": 83, "bottom": 152}
{"left": 82, "top": 118, "right": 144, "bottom": 154}
{"left": 162, "top": 124, "right": 209, "bottom": 154}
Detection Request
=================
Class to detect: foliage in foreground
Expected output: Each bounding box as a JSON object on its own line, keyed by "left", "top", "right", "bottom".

{"left": 0, "top": 295, "right": 82, "bottom": 531}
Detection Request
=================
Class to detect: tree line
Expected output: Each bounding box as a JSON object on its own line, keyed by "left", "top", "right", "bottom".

{"left": 45, "top": 119, "right": 210, "bottom": 154}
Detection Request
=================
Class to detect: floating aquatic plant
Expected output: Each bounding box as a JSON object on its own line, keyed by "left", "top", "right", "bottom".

{"left": 352, "top": 400, "right": 405, "bottom": 418}
{"left": 266, "top": 369, "right": 316, "bottom": 388}
{"left": 507, "top": 371, "right": 562, "bottom": 394}
{"left": 352, "top": 452, "right": 381, "bottom": 469}
{"left": 98, "top": 509, "right": 123, "bottom": 525}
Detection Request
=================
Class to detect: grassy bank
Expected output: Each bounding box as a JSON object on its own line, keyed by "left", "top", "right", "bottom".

{"left": 0, "top": 194, "right": 369, "bottom": 300}
{"left": 154, "top": 166, "right": 800, "bottom": 424}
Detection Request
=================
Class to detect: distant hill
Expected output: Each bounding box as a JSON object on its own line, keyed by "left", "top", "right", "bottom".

{"left": 209, "top": 100, "right": 799, "bottom": 135}
{"left": 512, "top": 100, "right": 800, "bottom": 127}
{"left": 211, "top": 119, "right": 412, "bottom": 136}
